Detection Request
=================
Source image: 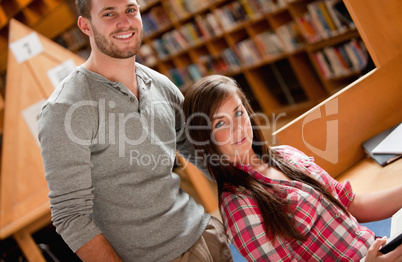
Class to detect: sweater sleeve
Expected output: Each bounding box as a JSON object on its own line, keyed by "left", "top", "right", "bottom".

{"left": 38, "top": 99, "right": 102, "bottom": 252}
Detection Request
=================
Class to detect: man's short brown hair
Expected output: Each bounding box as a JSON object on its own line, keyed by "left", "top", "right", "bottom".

{"left": 76, "top": 0, "right": 92, "bottom": 19}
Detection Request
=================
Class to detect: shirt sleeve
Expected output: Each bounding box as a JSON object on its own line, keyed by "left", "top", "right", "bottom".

{"left": 38, "top": 100, "right": 102, "bottom": 252}
{"left": 221, "top": 192, "right": 295, "bottom": 262}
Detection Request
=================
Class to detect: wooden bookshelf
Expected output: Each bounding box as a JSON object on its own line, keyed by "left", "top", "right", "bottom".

{"left": 0, "top": 0, "right": 373, "bottom": 117}
{"left": 273, "top": 0, "right": 402, "bottom": 195}
{"left": 134, "top": 0, "right": 372, "bottom": 116}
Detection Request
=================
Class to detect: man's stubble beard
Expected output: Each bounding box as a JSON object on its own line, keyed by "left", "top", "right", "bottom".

{"left": 91, "top": 23, "right": 143, "bottom": 59}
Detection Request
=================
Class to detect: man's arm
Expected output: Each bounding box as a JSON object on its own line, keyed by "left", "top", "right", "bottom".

{"left": 76, "top": 234, "right": 122, "bottom": 262}
{"left": 39, "top": 100, "right": 110, "bottom": 255}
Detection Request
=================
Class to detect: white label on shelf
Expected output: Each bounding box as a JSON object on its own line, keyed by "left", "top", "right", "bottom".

{"left": 10, "top": 33, "right": 44, "bottom": 64}
{"left": 21, "top": 99, "right": 46, "bottom": 147}
{"left": 47, "top": 59, "right": 76, "bottom": 88}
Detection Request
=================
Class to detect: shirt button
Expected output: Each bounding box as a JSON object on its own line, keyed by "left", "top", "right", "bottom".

{"left": 355, "top": 230, "right": 361, "bottom": 235}
{"left": 130, "top": 97, "right": 135, "bottom": 102}
{"left": 334, "top": 213, "right": 340, "bottom": 218}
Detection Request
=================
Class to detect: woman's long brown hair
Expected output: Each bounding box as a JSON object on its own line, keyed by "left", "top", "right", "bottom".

{"left": 183, "top": 75, "right": 349, "bottom": 241}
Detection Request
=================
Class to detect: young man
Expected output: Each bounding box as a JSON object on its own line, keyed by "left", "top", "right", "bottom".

{"left": 38, "top": 0, "right": 233, "bottom": 261}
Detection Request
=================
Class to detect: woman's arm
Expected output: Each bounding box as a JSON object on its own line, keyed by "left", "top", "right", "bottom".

{"left": 348, "top": 185, "right": 402, "bottom": 222}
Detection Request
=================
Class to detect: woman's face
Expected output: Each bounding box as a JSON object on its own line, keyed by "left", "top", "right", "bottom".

{"left": 211, "top": 93, "right": 253, "bottom": 164}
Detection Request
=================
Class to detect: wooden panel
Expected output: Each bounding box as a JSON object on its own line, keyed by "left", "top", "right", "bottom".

{"left": 343, "top": 0, "right": 402, "bottom": 67}
{"left": 14, "top": 230, "right": 46, "bottom": 261}
{"left": 176, "top": 155, "right": 218, "bottom": 214}
{"left": 0, "top": 19, "right": 85, "bottom": 239}
{"left": 337, "top": 158, "right": 402, "bottom": 194}
{"left": 0, "top": 93, "right": 4, "bottom": 134}
{"left": 273, "top": 53, "right": 402, "bottom": 178}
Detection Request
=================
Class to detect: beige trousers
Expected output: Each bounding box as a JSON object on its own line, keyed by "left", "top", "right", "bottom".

{"left": 170, "top": 216, "right": 234, "bottom": 262}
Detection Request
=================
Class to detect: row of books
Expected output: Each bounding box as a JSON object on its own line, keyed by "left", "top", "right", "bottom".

{"left": 213, "top": 0, "right": 287, "bottom": 31}
{"left": 167, "top": 55, "right": 308, "bottom": 108}
{"left": 150, "top": 15, "right": 221, "bottom": 58}
{"left": 142, "top": 5, "right": 171, "bottom": 36}
{"left": 140, "top": 0, "right": 355, "bottom": 43}
{"left": 163, "top": 0, "right": 210, "bottom": 21}
{"left": 145, "top": 9, "right": 222, "bottom": 41}
{"left": 214, "top": 1, "right": 248, "bottom": 31}
{"left": 235, "top": 39, "right": 261, "bottom": 66}
{"left": 240, "top": 0, "right": 287, "bottom": 17}
{"left": 276, "top": 21, "right": 305, "bottom": 52}
{"left": 313, "top": 38, "right": 368, "bottom": 79}
{"left": 151, "top": 22, "right": 297, "bottom": 62}
{"left": 297, "top": 0, "right": 355, "bottom": 43}
{"left": 141, "top": 0, "right": 290, "bottom": 37}
{"left": 254, "top": 31, "right": 285, "bottom": 58}
{"left": 167, "top": 49, "right": 242, "bottom": 89}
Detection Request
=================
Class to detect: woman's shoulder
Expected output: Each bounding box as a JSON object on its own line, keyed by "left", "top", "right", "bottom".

{"left": 272, "top": 145, "right": 310, "bottom": 160}
{"left": 272, "top": 145, "right": 315, "bottom": 169}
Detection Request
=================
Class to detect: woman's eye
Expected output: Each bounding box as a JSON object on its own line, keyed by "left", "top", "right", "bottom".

{"left": 215, "top": 121, "right": 224, "bottom": 129}
{"left": 235, "top": 110, "right": 244, "bottom": 117}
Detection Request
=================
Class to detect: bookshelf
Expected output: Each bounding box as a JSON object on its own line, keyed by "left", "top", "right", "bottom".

{"left": 272, "top": 0, "right": 402, "bottom": 202}
{"left": 0, "top": 0, "right": 373, "bottom": 116}
{"left": 131, "top": 0, "right": 372, "bottom": 116}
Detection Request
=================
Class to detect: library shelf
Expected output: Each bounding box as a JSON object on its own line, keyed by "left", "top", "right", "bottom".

{"left": 1, "top": 0, "right": 373, "bottom": 118}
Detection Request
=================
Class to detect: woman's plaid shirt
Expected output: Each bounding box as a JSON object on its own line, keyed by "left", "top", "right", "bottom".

{"left": 221, "top": 145, "right": 375, "bottom": 261}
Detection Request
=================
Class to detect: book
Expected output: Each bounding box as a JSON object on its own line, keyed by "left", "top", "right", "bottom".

{"left": 362, "top": 123, "right": 402, "bottom": 166}
{"left": 379, "top": 208, "right": 402, "bottom": 254}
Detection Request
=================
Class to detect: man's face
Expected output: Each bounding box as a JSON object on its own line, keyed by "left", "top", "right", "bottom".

{"left": 89, "top": 0, "right": 143, "bottom": 59}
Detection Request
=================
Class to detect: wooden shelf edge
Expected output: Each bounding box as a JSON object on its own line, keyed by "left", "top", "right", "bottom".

{"left": 0, "top": 203, "right": 50, "bottom": 239}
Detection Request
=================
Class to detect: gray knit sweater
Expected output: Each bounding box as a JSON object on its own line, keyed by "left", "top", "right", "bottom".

{"left": 38, "top": 63, "right": 210, "bottom": 261}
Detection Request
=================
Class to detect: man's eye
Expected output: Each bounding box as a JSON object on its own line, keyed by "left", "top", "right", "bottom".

{"left": 127, "top": 8, "right": 138, "bottom": 14}
{"left": 103, "top": 13, "right": 113, "bottom": 17}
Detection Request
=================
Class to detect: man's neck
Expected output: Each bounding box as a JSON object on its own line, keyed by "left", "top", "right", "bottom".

{"left": 83, "top": 53, "right": 138, "bottom": 97}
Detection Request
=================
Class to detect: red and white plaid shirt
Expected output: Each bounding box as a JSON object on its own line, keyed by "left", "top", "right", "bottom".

{"left": 221, "top": 145, "right": 375, "bottom": 261}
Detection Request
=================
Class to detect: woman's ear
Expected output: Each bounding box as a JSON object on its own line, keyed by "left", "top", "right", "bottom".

{"left": 77, "top": 16, "right": 92, "bottom": 37}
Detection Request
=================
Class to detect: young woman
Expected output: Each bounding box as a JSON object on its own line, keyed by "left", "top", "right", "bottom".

{"left": 182, "top": 75, "right": 402, "bottom": 262}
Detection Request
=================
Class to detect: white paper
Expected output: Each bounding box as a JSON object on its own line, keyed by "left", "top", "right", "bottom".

{"left": 390, "top": 207, "right": 402, "bottom": 239}
{"left": 21, "top": 99, "right": 46, "bottom": 147}
{"left": 10, "top": 33, "right": 44, "bottom": 63}
{"left": 47, "top": 59, "right": 76, "bottom": 88}
{"left": 372, "top": 123, "right": 402, "bottom": 154}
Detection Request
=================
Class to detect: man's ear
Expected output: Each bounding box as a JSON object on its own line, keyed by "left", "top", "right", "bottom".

{"left": 77, "top": 16, "right": 92, "bottom": 37}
